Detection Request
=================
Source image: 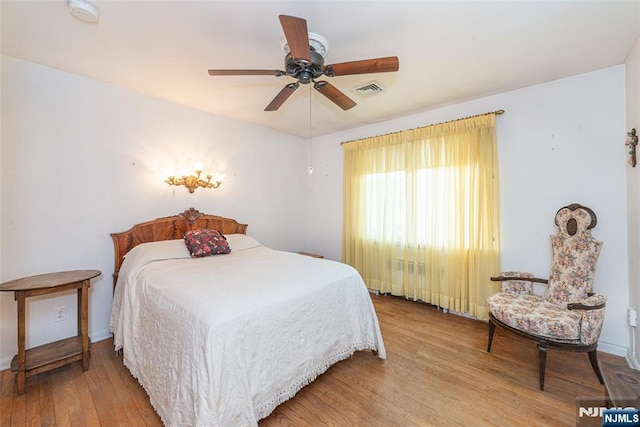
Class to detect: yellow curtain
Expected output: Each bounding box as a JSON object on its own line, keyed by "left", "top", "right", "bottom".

{"left": 342, "top": 114, "right": 501, "bottom": 320}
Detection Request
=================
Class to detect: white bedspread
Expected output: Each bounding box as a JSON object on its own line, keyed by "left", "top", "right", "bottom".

{"left": 109, "top": 236, "right": 385, "bottom": 426}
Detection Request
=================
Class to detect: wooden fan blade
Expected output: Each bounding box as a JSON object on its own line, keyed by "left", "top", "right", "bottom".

{"left": 323, "top": 56, "right": 399, "bottom": 77}
{"left": 265, "top": 82, "right": 299, "bottom": 111}
{"left": 279, "top": 15, "right": 310, "bottom": 64}
{"left": 313, "top": 81, "right": 357, "bottom": 111}
{"left": 208, "top": 69, "right": 285, "bottom": 76}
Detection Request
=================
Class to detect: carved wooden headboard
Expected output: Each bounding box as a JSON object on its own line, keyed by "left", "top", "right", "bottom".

{"left": 110, "top": 208, "right": 248, "bottom": 287}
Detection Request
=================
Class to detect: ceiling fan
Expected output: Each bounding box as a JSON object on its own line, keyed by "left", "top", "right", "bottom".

{"left": 207, "top": 15, "right": 399, "bottom": 112}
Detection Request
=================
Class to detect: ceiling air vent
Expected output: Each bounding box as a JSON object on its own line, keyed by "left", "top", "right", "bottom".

{"left": 351, "top": 80, "right": 386, "bottom": 98}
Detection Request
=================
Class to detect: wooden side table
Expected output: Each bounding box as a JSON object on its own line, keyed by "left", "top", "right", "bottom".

{"left": 0, "top": 269, "right": 101, "bottom": 395}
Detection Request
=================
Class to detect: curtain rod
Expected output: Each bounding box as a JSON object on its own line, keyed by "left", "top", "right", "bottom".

{"left": 340, "top": 109, "right": 505, "bottom": 146}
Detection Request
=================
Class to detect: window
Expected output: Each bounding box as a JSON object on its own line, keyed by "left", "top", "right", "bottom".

{"left": 361, "top": 165, "right": 475, "bottom": 248}
{"left": 342, "top": 114, "right": 501, "bottom": 320}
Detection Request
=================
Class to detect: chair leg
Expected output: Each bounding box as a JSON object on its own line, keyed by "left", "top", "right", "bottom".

{"left": 588, "top": 350, "right": 605, "bottom": 385}
{"left": 487, "top": 318, "right": 496, "bottom": 352}
{"left": 538, "top": 342, "right": 548, "bottom": 391}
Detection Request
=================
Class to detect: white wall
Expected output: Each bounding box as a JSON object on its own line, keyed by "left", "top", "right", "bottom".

{"left": 0, "top": 56, "right": 308, "bottom": 369}
{"left": 626, "top": 37, "right": 640, "bottom": 368}
{"left": 307, "top": 66, "right": 629, "bottom": 355}
{"left": 0, "top": 56, "right": 632, "bottom": 371}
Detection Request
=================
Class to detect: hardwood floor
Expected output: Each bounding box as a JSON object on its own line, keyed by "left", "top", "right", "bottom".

{"left": 1, "top": 294, "right": 626, "bottom": 426}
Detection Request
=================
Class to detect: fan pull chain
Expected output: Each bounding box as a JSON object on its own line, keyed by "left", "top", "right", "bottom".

{"left": 308, "top": 85, "right": 314, "bottom": 174}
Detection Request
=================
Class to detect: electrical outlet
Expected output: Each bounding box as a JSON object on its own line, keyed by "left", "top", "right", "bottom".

{"left": 629, "top": 307, "right": 637, "bottom": 327}
{"left": 54, "top": 306, "right": 66, "bottom": 322}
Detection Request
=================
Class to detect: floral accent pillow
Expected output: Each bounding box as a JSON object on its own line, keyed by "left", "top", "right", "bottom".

{"left": 183, "top": 229, "right": 231, "bottom": 258}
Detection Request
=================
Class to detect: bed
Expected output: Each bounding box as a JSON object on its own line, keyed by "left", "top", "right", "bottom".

{"left": 108, "top": 208, "right": 386, "bottom": 426}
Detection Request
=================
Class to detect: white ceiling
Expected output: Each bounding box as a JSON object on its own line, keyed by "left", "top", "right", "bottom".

{"left": 2, "top": 1, "right": 639, "bottom": 138}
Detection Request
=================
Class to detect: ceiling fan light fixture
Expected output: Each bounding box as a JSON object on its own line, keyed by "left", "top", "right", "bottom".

{"left": 281, "top": 32, "right": 329, "bottom": 58}
{"left": 68, "top": 0, "right": 99, "bottom": 23}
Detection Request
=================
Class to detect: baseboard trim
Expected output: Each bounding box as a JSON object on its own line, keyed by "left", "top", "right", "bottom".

{"left": 90, "top": 329, "right": 112, "bottom": 344}
{"left": 0, "top": 355, "right": 12, "bottom": 372}
{"left": 626, "top": 348, "right": 640, "bottom": 370}
{"left": 598, "top": 341, "right": 628, "bottom": 357}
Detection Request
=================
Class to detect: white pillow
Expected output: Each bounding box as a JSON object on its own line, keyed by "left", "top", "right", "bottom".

{"left": 224, "top": 234, "right": 263, "bottom": 251}
{"left": 124, "top": 239, "right": 191, "bottom": 261}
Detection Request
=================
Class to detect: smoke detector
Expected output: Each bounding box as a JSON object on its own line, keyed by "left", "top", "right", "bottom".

{"left": 281, "top": 32, "right": 329, "bottom": 58}
{"left": 68, "top": 0, "right": 99, "bottom": 24}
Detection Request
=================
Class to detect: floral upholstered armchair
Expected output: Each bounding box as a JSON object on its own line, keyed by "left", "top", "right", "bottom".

{"left": 486, "top": 204, "right": 605, "bottom": 391}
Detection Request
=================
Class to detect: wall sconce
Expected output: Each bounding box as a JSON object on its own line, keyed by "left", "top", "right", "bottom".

{"left": 627, "top": 128, "right": 638, "bottom": 167}
{"left": 165, "top": 170, "right": 223, "bottom": 193}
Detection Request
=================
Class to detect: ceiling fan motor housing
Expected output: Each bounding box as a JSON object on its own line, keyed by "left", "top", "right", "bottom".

{"left": 285, "top": 50, "right": 324, "bottom": 84}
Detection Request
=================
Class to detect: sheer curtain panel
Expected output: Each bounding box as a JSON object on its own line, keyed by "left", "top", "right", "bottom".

{"left": 342, "top": 114, "right": 501, "bottom": 320}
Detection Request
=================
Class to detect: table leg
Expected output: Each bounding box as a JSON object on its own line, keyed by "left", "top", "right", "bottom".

{"left": 77, "top": 286, "right": 82, "bottom": 336}
{"left": 16, "top": 291, "right": 26, "bottom": 395}
{"left": 79, "top": 281, "right": 90, "bottom": 371}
